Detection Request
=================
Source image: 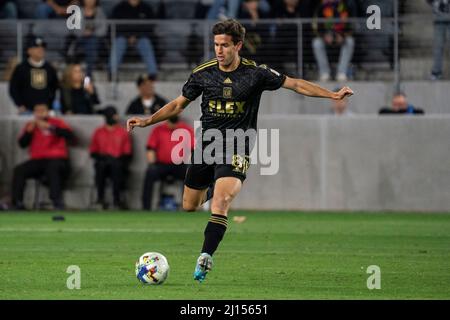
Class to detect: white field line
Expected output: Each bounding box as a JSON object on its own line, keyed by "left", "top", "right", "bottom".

{"left": 0, "top": 227, "right": 194, "bottom": 233}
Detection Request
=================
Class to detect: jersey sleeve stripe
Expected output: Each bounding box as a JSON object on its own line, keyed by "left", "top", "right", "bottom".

{"left": 241, "top": 58, "right": 257, "bottom": 66}
{"left": 193, "top": 59, "right": 218, "bottom": 73}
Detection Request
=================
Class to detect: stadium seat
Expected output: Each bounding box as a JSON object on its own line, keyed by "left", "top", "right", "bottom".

{"left": 157, "top": 174, "right": 183, "bottom": 211}
{"left": 32, "top": 175, "right": 52, "bottom": 210}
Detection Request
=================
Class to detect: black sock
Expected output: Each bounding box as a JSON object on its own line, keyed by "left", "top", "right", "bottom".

{"left": 201, "top": 214, "right": 228, "bottom": 256}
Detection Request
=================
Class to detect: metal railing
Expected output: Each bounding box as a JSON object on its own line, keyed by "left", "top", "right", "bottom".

{"left": 0, "top": 12, "right": 447, "bottom": 85}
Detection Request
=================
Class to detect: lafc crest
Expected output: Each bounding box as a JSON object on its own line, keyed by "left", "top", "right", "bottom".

{"left": 223, "top": 87, "right": 232, "bottom": 99}
{"left": 31, "top": 68, "right": 47, "bottom": 90}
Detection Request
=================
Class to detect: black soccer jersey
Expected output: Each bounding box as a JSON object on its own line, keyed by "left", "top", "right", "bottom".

{"left": 182, "top": 57, "right": 286, "bottom": 133}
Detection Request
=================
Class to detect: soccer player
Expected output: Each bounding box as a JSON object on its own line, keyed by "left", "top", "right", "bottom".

{"left": 127, "top": 19, "right": 354, "bottom": 282}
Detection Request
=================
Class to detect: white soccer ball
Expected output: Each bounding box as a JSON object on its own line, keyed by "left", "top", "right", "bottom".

{"left": 135, "top": 252, "right": 170, "bottom": 285}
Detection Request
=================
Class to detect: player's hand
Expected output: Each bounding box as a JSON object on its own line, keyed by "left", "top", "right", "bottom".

{"left": 127, "top": 117, "right": 148, "bottom": 132}
{"left": 334, "top": 86, "right": 354, "bottom": 100}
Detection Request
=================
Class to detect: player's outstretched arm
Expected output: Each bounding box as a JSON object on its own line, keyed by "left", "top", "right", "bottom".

{"left": 282, "top": 76, "right": 354, "bottom": 100}
{"left": 127, "top": 95, "right": 191, "bottom": 132}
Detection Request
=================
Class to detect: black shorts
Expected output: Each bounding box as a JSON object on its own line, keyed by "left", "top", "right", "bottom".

{"left": 184, "top": 155, "right": 250, "bottom": 190}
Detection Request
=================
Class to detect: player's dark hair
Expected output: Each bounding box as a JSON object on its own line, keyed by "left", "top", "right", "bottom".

{"left": 212, "top": 19, "right": 246, "bottom": 44}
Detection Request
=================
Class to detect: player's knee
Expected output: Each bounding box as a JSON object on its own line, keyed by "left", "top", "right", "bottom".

{"left": 211, "top": 193, "right": 233, "bottom": 213}
{"left": 182, "top": 199, "right": 198, "bottom": 212}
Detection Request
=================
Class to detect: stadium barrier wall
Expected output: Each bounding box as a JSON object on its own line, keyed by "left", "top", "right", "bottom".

{"left": 1, "top": 115, "right": 449, "bottom": 212}
{"left": 1, "top": 81, "right": 450, "bottom": 117}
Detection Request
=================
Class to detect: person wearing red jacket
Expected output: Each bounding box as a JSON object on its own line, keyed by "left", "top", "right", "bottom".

{"left": 90, "top": 106, "right": 132, "bottom": 209}
{"left": 142, "top": 116, "right": 194, "bottom": 210}
{"left": 12, "top": 103, "right": 74, "bottom": 210}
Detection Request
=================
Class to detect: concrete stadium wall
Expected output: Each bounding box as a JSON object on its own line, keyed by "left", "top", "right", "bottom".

{"left": 1, "top": 115, "right": 450, "bottom": 212}
{"left": 1, "top": 81, "right": 450, "bottom": 116}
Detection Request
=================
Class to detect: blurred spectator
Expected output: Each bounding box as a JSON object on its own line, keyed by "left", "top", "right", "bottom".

{"left": 35, "top": 0, "right": 79, "bottom": 19}
{"left": 68, "top": 0, "right": 107, "bottom": 76}
{"left": 206, "top": 0, "right": 271, "bottom": 19}
{"left": 89, "top": 106, "right": 132, "bottom": 210}
{"left": 9, "top": 36, "right": 59, "bottom": 114}
{"left": 3, "top": 56, "right": 18, "bottom": 81}
{"left": 0, "top": 0, "right": 18, "bottom": 18}
{"left": 238, "top": 0, "right": 271, "bottom": 62}
{"left": 274, "top": 0, "right": 314, "bottom": 18}
{"left": 142, "top": 116, "right": 194, "bottom": 210}
{"left": 271, "top": 0, "right": 314, "bottom": 75}
{"left": 183, "top": 23, "right": 204, "bottom": 68}
{"left": 60, "top": 63, "right": 100, "bottom": 114}
{"left": 331, "top": 96, "right": 353, "bottom": 115}
{"left": 312, "top": 0, "right": 357, "bottom": 81}
{"left": 428, "top": 0, "right": 450, "bottom": 80}
{"left": 11, "top": 103, "right": 73, "bottom": 210}
{"left": 126, "top": 74, "right": 167, "bottom": 115}
{"left": 379, "top": 92, "right": 425, "bottom": 115}
{"left": 109, "top": 0, "right": 158, "bottom": 79}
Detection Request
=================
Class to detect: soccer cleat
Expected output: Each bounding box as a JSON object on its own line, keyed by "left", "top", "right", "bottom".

{"left": 193, "top": 253, "right": 213, "bottom": 283}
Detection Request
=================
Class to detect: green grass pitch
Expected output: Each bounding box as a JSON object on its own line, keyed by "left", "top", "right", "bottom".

{"left": 0, "top": 211, "right": 449, "bottom": 300}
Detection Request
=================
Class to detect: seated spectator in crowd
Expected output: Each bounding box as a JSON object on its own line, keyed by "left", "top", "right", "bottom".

{"left": 331, "top": 96, "right": 353, "bottom": 116}
{"left": 0, "top": 0, "right": 17, "bottom": 18}
{"left": 379, "top": 92, "right": 425, "bottom": 115}
{"left": 11, "top": 103, "right": 74, "bottom": 210}
{"left": 109, "top": 0, "right": 158, "bottom": 80}
{"left": 89, "top": 106, "right": 132, "bottom": 210}
{"left": 9, "top": 36, "right": 59, "bottom": 114}
{"left": 126, "top": 74, "right": 167, "bottom": 115}
{"left": 73, "top": 0, "right": 107, "bottom": 76}
{"left": 312, "top": 0, "right": 357, "bottom": 81}
{"left": 271, "top": 0, "right": 314, "bottom": 75}
{"left": 60, "top": 63, "right": 100, "bottom": 114}
{"left": 428, "top": 0, "right": 450, "bottom": 80}
{"left": 206, "top": 0, "right": 271, "bottom": 19}
{"left": 142, "top": 116, "right": 194, "bottom": 210}
{"left": 36, "top": 0, "right": 79, "bottom": 19}
{"left": 237, "top": 0, "right": 271, "bottom": 62}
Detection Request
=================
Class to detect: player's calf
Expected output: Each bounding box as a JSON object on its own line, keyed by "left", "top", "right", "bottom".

{"left": 182, "top": 186, "right": 208, "bottom": 211}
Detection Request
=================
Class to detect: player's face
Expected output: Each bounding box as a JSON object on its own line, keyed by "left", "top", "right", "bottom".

{"left": 214, "top": 35, "right": 242, "bottom": 67}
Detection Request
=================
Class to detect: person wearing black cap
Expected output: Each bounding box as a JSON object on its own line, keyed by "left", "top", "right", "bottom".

{"left": 9, "top": 36, "right": 59, "bottom": 114}
{"left": 126, "top": 74, "right": 168, "bottom": 115}
{"left": 89, "top": 106, "right": 132, "bottom": 209}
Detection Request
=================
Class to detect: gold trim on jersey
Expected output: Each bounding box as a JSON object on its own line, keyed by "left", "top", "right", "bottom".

{"left": 192, "top": 59, "right": 218, "bottom": 73}
{"left": 241, "top": 58, "right": 257, "bottom": 67}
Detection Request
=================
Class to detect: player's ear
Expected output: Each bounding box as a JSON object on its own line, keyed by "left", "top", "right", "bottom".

{"left": 235, "top": 41, "right": 243, "bottom": 51}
